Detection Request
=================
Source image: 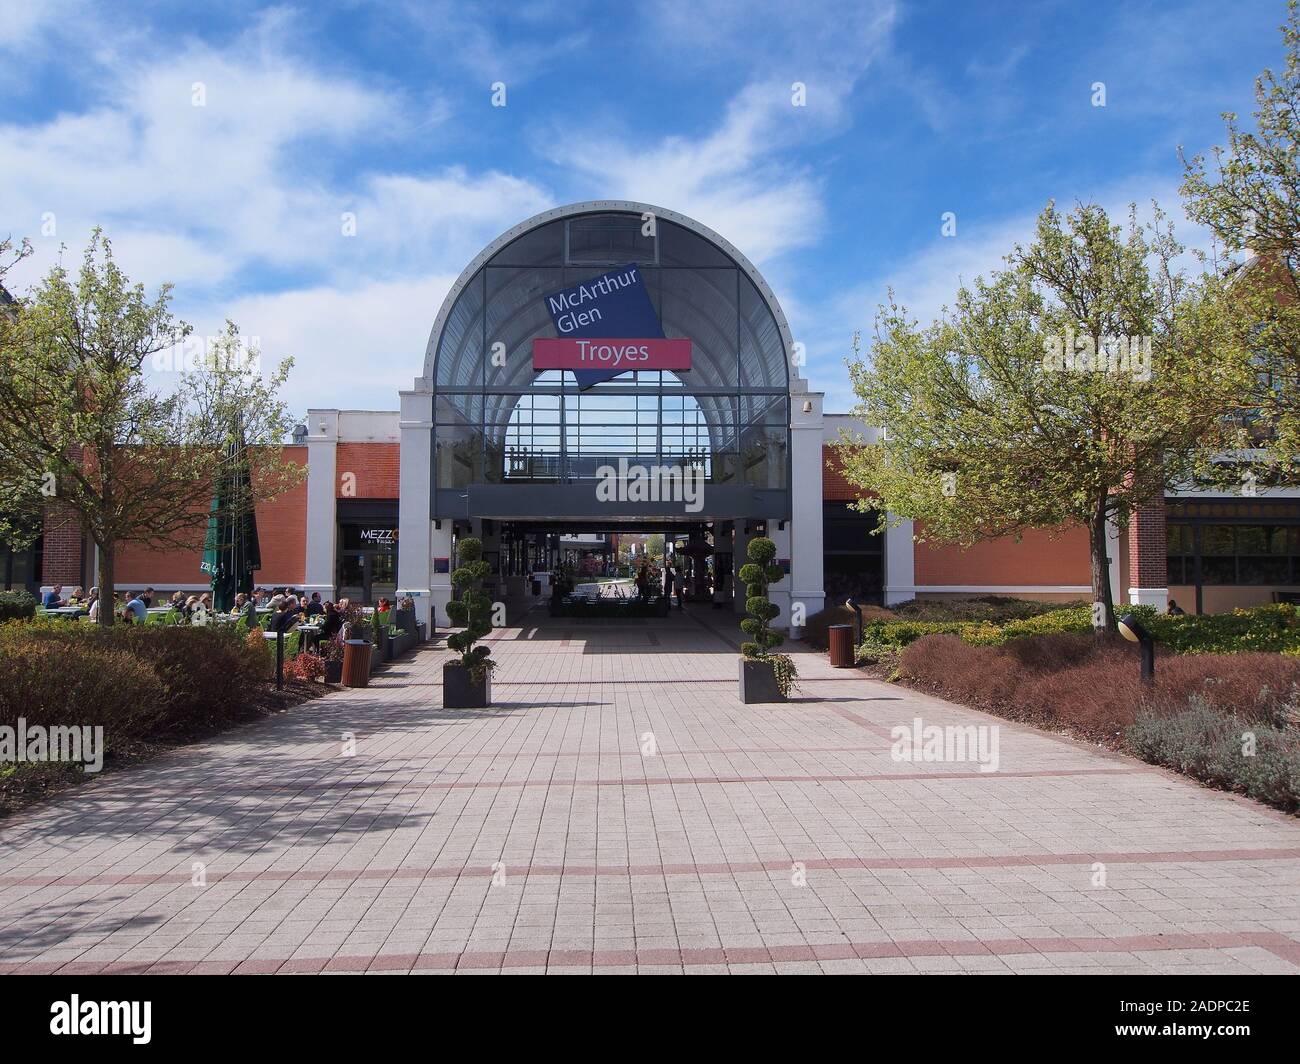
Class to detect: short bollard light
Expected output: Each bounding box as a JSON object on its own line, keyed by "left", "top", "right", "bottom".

{"left": 1118, "top": 613, "right": 1155, "bottom": 682}
{"left": 845, "top": 596, "right": 865, "bottom": 646}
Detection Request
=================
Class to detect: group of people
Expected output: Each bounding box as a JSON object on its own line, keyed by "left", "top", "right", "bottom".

{"left": 633, "top": 563, "right": 688, "bottom": 609}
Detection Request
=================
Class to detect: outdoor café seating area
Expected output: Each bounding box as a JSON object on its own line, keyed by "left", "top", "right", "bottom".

{"left": 35, "top": 586, "right": 426, "bottom": 675}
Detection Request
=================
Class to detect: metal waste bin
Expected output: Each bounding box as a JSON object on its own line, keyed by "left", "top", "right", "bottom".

{"left": 828, "top": 624, "right": 854, "bottom": 668}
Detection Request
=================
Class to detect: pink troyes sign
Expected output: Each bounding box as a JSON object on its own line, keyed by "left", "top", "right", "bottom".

{"left": 531, "top": 337, "right": 692, "bottom": 373}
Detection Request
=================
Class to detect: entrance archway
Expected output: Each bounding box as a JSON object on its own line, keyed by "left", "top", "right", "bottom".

{"left": 397, "top": 201, "right": 825, "bottom": 629}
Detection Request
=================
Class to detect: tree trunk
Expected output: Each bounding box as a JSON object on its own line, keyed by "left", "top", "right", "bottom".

{"left": 1089, "top": 502, "right": 1115, "bottom": 634}
{"left": 96, "top": 539, "right": 115, "bottom": 627}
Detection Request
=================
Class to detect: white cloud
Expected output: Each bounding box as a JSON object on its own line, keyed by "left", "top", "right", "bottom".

{"left": 186, "top": 273, "right": 461, "bottom": 414}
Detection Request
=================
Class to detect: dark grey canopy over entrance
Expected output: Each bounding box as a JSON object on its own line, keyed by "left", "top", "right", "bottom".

{"left": 422, "top": 202, "right": 795, "bottom": 520}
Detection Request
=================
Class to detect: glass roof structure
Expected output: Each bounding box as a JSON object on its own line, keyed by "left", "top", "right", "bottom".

{"left": 421, "top": 202, "right": 795, "bottom": 520}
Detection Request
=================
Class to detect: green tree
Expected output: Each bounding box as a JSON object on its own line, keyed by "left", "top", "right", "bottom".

{"left": 445, "top": 536, "right": 495, "bottom": 680}
{"left": 839, "top": 202, "right": 1248, "bottom": 631}
{"left": 0, "top": 230, "right": 304, "bottom": 624}
{"left": 1181, "top": 0, "right": 1300, "bottom": 478}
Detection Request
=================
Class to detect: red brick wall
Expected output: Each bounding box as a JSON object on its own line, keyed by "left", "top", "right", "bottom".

{"left": 823, "top": 444, "right": 872, "bottom": 502}
{"left": 914, "top": 525, "right": 1092, "bottom": 585}
{"left": 40, "top": 502, "right": 84, "bottom": 586}
{"left": 336, "top": 443, "right": 399, "bottom": 498}
{"left": 823, "top": 445, "right": 1093, "bottom": 586}
{"left": 1128, "top": 502, "right": 1168, "bottom": 589}
{"left": 115, "top": 448, "right": 308, "bottom": 587}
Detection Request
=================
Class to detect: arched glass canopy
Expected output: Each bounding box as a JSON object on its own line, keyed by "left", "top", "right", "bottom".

{"left": 423, "top": 203, "right": 794, "bottom": 519}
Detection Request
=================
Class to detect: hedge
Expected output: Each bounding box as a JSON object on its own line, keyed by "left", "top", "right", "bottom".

{"left": 0, "top": 590, "right": 37, "bottom": 623}
{"left": 861, "top": 602, "right": 1300, "bottom": 656}
{"left": 0, "top": 619, "right": 274, "bottom": 742}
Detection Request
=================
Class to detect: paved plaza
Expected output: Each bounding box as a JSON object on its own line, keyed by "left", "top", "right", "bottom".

{"left": 1, "top": 606, "right": 1298, "bottom": 975}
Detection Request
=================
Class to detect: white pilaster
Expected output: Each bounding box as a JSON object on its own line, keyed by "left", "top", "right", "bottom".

{"left": 884, "top": 516, "right": 916, "bottom": 606}
{"left": 303, "top": 409, "right": 339, "bottom": 598}
{"left": 1129, "top": 587, "right": 1168, "bottom": 610}
{"left": 396, "top": 390, "right": 434, "bottom": 627}
{"left": 789, "top": 389, "right": 826, "bottom": 629}
{"left": 429, "top": 522, "right": 454, "bottom": 626}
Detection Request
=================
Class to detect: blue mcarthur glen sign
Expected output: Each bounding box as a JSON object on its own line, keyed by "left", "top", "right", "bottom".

{"left": 541, "top": 264, "right": 666, "bottom": 388}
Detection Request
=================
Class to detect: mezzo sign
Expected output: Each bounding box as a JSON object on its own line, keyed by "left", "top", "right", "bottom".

{"left": 533, "top": 263, "right": 691, "bottom": 388}
{"left": 358, "top": 527, "right": 396, "bottom": 545}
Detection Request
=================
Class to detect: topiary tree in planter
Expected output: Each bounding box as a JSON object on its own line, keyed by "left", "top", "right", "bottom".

{"left": 444, "top": 536, "right": 495, "bottom": 706}
{"left": 738, "top": 536, "right": 797, "bottom": 701}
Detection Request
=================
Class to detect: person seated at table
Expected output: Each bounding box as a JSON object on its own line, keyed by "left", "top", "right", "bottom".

{"left": 199, "top": 592, "right": 213, "bottom": 613}
{"left": 124, "top": 592, "right": 147, "bottom": 624}
{"left": 66, "top": 586, "right": 86, "bottom": 605}
{"left": 86, "top": 587, "right": 100, "bottom": 621}
{"left": 319, "top": 601, "right": 343, "bottom": 640}
{"left": 270, "top": 599, "right": 303, "bottom": 634}
{"left": 182, "top": 594, "right": 200, "bottom": 619}
{"left": 42, "top": 585, "right": 65, "bottom": 609}
{"left": 169, "top": 591, "right": 187, "bottom": 612}
{"left": 139, "top": 587, "right": 155, "bottom": 608}
{"left": 304, "top": 591, "right": 324, "bottom": 617}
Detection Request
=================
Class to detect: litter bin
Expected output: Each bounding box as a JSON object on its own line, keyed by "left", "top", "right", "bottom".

{"left": 342, "top": 638, "right": 371, "bottom": 688}
{"left": 828, "top": 624, "right": 855, "bottom": 668}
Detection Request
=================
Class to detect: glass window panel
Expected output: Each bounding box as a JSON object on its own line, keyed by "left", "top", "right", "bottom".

{"left": 1201, "top": 526, "right": 1235, "bottom": 554}
{"left": 490, "top": 220, "right": 564, "bottom": 267}
{"left": 739, "top": 275, "right": 787, "bottom": 390}
{"left": 1238, "top": 556, "right": 1289, "bottom": 584}
{"left": 434, "top": 271, "right": 485, "bottom": 389}
{"left": 566, "top": 214, "right": 657, "bottom": 265}
{"left": 658, "top": 219, "right": 734, "bottom": 267}
{"left": 652, "top": 267, "right": 737, "bottom": 389}
{"left": 1200, "top": 556, "right": 1236, "bottom": 584}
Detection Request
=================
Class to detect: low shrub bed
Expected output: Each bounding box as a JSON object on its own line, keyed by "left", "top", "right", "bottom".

{"left": 861, "top": 602, "right": 1300, "bottom": 656}
{"left": 1128, "top": 699, "right": 1300, "bottom": 812}
{"left": 895, "top": 631, "right": 1300, "bottom": 812}
{"left": 0, "top": 619, "right": 329, "bottom": 814}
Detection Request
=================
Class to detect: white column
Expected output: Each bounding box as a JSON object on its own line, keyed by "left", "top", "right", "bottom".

{"left": 884, "top": 516, "right": 915, "bottom": 605}
{"left": 789, "top": 390, "right": 825, "bottom": 630}
{"left": 1107, "top": 513, "right": 1123, "bottom": 607}
{"left": 303, "top": 409, "right": 339, "bottom": 599}
{"left": 397, "top": 389, "right": 434, "bottom": 628}
{"left": 429, "top": 522, "right": 454, "bottom": 627}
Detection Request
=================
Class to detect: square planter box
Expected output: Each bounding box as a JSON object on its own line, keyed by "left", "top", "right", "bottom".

{"left": 443, "top": 661, "right": 491, "bottom": 708}
{"left": 739, "top": 657, "right": 786, "bottom": 704}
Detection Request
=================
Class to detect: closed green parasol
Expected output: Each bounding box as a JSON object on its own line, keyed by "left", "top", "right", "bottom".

{"left": 201, "top": 429, "right": 261, "bottom": 612}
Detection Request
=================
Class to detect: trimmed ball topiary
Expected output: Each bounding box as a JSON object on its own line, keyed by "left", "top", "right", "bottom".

{"left": 738, "top": 537, "right": 797, "bottom": 696}
{"left": 446, "top": 536, "right": 496, "bottom": 682}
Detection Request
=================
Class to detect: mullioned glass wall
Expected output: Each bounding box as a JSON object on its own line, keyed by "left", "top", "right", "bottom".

{"left": 428, "top": 211, "right": 791, "bottom": 504}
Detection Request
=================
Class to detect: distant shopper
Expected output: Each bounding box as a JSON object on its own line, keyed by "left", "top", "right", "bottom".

{"left": 662, "top": 565, "right": 675, "bottom": 603}
{"left": 1166, "top": 598, "right": 1187, "bottom": 617}
{"left": 124, "top": 593, "right": 147, "bottom": 624}
{"left": 674, "top": 567, "right": 685, "bottom": 610}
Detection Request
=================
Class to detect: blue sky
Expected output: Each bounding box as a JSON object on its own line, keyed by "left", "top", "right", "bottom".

{"left": 0, "top": 0, "right": 1285, "bottom": 414}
